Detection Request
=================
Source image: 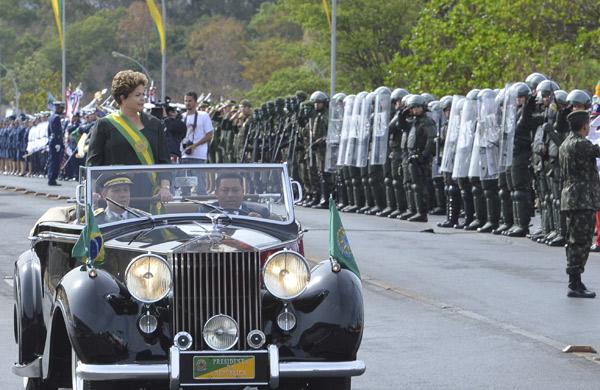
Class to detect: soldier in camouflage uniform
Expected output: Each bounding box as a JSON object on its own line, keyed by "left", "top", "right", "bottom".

{"left": 232, "top": 100, "right": 253, "bottom": 163}
{"left": 307, "top": 91, "right": 329, "bottom": 208}
{"left": 299, "top": 100, "right": 316, "bottom": 206}
{"left": 559, "top": 110, "right": 600, "bottom": 298}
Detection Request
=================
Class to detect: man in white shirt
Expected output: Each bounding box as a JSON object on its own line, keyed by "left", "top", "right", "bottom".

{"left": 180, "top": 91, "right": 213, "bottom": 194}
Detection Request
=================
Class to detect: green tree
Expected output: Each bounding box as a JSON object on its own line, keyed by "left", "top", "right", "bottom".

{"left": 387, "top": 0, "right": 600, "bottom": 96}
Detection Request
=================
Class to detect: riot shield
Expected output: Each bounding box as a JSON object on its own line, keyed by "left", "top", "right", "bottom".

{"left": 325, "top": 93, "right": 347, "bottom": 172}
{"left": 476, "top": 90, "right": 500, "bottom": 180}
{"left": 428, "top": 101, "right": 443, "bottom": 177}
{"left": 356, "top": 92, "right": 376, "bottom": 168}
{"left": 370, "top": 87, "right": 392, "bottom": 165}
{"left": 468, "top": 122, "right": 482, "bottom": 178}
{"left": 343, "top": 91, "right": 368, "bottom": 166}
{"left": 498, "top": 83, "right": 517, "bottom": 170}
{"left": 452, "top": 96, "right": 478, "bottom": 179}
{"left": 440, "top": 96, "right": 465, "bottom": 174}
{"left": 337, "top": 94, "right": 355, "bottom": 167}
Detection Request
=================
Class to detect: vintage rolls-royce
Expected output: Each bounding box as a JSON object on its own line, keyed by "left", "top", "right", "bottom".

{"left": 13, "top": 164, "right": 365, "bottom": 390}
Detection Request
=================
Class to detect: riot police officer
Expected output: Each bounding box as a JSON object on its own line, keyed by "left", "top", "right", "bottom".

{"left": 405, "top": 94, "right": 437, "bottom": 222}
{"left": 384, "top": 88, "right": 409, "bottom": 218}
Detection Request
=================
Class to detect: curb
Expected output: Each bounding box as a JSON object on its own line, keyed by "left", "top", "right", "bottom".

{"left": 0, "top": 185, "right": 70, "bottom": 201}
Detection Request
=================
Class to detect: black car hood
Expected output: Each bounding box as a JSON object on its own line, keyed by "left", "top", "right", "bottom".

{"left": 105, "top": 221, "right": 294, "bottom": 254}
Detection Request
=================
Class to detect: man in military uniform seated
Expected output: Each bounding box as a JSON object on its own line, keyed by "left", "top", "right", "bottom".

{"left": 213, "top": 172, "right": 270, "bottom": 218}
{"left": 95, "top": 173, "right": 142, "bottom": 223}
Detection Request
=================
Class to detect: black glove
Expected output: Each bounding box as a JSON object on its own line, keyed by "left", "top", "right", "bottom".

{"left": 526, "top": 94, "right": 537, "bottom": 111}
{"left": 400, "top": 107, "right": 411, "bottom": 120}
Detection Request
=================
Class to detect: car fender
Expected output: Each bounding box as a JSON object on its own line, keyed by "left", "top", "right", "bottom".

{"left": 43, "top": 266, "right": 158, "bottom": 368}
{"left": 265, "top": 261, "right": 364, "bottom": 361}
{"left": 14, "top": 249, "right": 46, "bottom": 364}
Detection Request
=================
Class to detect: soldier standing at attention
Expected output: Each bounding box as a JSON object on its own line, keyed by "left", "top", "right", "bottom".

{"left": 559, "top": 110, "right": 600, "bottom": 298}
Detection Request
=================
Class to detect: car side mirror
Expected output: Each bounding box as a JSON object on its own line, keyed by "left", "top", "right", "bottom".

{"left": 291, "top": 180, "right": 303, "bottom": 204}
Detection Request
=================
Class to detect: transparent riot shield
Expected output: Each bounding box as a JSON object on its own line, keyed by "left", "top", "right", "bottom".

{"left": 325, "top": 93, "right": 347, "bottom": 172}
{"left": 337, "top": 95, "right": 355, "bottom": 167}
{"left": 370, "top": 87, "right": 391, "bottom": 165}
{"left": 452, "top": 96, "right": 478, "bottom": 179}
{"left": 440, "top": 96, "right": 465, "bottom": 174}
{"left": 344, "top": 91, "right": 367, "bottom": 166}
{"left": 477, "top": 90, "right": 500, "bottom": 180}
{"left": 468, "top": 123, "right": 482, "bottom": 178}
{"left": 428, "top": 101, "right": 443, "bottom": 178}
{"left": 498, "top": 83, "right": 517, "bottom": 170}
{"left": 356, "top": 92, "right": 375, "bottom": 168}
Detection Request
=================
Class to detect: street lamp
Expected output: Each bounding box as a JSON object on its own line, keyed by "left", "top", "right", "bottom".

{"left": 0, "top": 62, "right": 20, "bottom": 115}
{"left": 111, "top": 51, "right": 153, "bottom": 86}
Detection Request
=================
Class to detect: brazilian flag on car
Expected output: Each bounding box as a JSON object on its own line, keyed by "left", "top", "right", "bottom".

{"left": 72, "top": 204, "right": 105, "bottom": 266}
{"left": 328, "top": 198, "right": 360, "bottom": 278}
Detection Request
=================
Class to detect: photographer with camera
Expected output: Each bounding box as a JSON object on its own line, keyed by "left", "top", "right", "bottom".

{"left": 181, "top": 91, "right": 213, "bottom": 193}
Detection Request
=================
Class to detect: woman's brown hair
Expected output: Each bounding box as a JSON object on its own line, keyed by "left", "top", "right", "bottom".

{"left": 111, "top": 70, "right": 148, "bottom": 105}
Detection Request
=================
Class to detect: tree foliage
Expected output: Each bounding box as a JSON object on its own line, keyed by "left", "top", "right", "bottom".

{"left": 387, "top": 0, "right": 600, "bottom": 96}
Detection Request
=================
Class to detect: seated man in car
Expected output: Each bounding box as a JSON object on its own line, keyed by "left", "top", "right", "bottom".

{"left": 213, "top": 172, "right": 270, "bottom": 218}
{"left": 95, "top": 173, "right": 137, "bottom": 223}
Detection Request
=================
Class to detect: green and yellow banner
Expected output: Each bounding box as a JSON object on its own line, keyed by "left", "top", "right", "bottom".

{"left": 51, "top": 0, "right": 63, "bottom": 48}
{"left": 322, "top": 0, "right": 331, "bottom": 31}
{"left": 146, "top": 0, "right": 165, "bottom": 55}
{"left": 72, "top": 204, "right": 105, "bottom": 266}
{"left": 329, "top": 198, "right": 360, "bottom": 278}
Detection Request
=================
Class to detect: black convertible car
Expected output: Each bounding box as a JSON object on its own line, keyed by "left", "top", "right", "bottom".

{"left": 13, "top": 164, "right": 365, "bottom": 390}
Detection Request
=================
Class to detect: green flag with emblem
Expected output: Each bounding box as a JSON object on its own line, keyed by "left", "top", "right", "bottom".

{"left": 328, "top": 198, "right": 360, "bottom": 278}
{"left": 72, "top": 204, "right": 105, "bottom": 266}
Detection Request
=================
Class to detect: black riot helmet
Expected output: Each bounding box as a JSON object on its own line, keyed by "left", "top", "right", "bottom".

{"left": 440, "top": 95, "right": 453, "bottom": 111}
{"left": 266, "top": 101, "right": 276, "bottom": 115}
{"left": 405, "top": 94, "right": 427, "bottom": 109}
{"left": 566, "top": 89, "right": 592, "bottom": 108}
{"left": 525, "top": 72, "right": 547, "bottom": 90}
{"left": 511, "top": 82, "right": 531, "bottom": 98}
{"left": 295, "top": 90, "right": 308, "bottom": 103}
{"left": 391, "top": 88, "right": 409, "bottom": 104}
{"left": 420, "top": 93, "right": 436, "bottom": 105}
{"left": 310, "top": 91, "right": 329, "bottom": 104}
{"left": 536, "top": 80, "right": 560, "bottom": 98}
{"left": 554, "top": 90, "right": 568, "bottom": 105}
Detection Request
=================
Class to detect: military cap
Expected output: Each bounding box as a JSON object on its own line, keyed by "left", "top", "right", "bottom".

{"left": 567, "top": 110, "right": 589, "bottom": 124}
{"left": 240, "top": 99, "right": 252, "bottom": 108}
{"left": 97, "top": 173, "right": 133, "bottom": 192}
{"left": 53, "top": 101, "right": 65, "bottom": 107}
{"left": 295, "top": 90, "right": 308, "bottom": 102}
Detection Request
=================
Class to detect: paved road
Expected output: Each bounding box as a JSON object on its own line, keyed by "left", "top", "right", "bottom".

{"left": 3, "top": 175, "right": 600, "bottom": 388}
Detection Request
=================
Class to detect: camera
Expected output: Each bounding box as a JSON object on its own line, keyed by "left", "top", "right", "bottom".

{"left": 182, "top": 140, "right": 194, "bottom": 155}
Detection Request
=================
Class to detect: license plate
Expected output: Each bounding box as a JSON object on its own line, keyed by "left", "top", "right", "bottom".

{"left": 192, "top": 355, "right": 255, "bottom": 380}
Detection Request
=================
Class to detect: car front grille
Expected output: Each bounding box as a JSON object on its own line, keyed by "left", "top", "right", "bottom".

{"left": 172, "top": 251, "right": 262, "bottom": 350}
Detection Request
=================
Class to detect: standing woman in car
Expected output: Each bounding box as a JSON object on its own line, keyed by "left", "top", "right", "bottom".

{"left": 86, "top": 69, "right": 171, "bottom": 203}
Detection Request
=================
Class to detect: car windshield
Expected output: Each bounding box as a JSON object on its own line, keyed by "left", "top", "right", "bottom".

{"left": 82, "top": 164, "right": 294, "bottom": 225}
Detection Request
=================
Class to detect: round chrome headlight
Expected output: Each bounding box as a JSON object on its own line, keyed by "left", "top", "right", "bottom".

{"left": 125, "top": 254, "right": 172, "bottom": 303}
{"left": 263, "top": 250, "right": 310, "bottom": 300}
{"left": 203, "top": 315, "right": 238, "bottom": 351}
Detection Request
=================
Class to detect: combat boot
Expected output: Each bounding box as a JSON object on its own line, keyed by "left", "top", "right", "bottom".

{"left": 540, "top": 230, "right": 557, "bottom": 244}
{"left": 507, "top": 196, "right": 530, "bottom": 237}
{"left": 313, "top": 181, "right": 329, "bottom": 209}
{"left": 301, "top": 194, "right": 312, "bottom": 207}
{"left": 455, "top": 188, "right": 474, "bottom": 229}
{"left": 548, "top": 234, "right": 566, "bottom": 247}
{"left": 567, "top": 274, "right": 596, "bottom": 298}
{"left": 466, "top": 184, "right": 486, "bottom": 231}
{"left": 430, "top": 178, "right": 445, "bottom": 215}
{"left": 388, "top": 182, "right": 406, "bottom": 218}
{"left": 307, "top": 192, "right": 321, "bottom": 207}
{"left": 408, "top": 213, "right": 428, "bottom": 222}
{"left": 438, "top": 195, "right": 454, "bottom": 228}
{"left": 378, "top": 178, "right": 396, "bottom": 217}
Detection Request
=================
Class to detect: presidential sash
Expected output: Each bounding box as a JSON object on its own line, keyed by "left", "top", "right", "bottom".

{"left": 106, "top": 111, "right": 162, "bottom": 213}
{"left": 106, "top": 111, "right": 155, "bottom": 165}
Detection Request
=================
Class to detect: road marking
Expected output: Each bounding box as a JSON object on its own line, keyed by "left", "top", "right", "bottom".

{"left": 307, "top": 256, "right": 600, "bottom": 365}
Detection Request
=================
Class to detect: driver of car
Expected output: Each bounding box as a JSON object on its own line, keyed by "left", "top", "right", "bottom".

{"left": 213, "top": 172, "right": 270, "bottom": 218}
{"left": 95, "top": 173, "right": 135, "bottom": 223}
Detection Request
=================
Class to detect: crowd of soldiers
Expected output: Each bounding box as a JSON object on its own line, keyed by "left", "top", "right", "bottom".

{"left": 1, "top": 74, "right": 598, "bottom": 241}
{"left": 0, "top": 107, "right": 98, "bottom": 181}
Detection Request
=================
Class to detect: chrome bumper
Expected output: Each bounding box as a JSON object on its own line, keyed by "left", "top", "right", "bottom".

{"left": 67, "top": 345, "right": 366, "bottom": 388}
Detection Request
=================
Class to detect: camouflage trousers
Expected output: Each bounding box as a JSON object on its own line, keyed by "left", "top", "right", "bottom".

{"left": 565, "top": 209, "right": 595, "bottom": 275}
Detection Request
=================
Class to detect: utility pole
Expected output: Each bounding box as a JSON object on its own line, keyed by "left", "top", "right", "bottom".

{"left": 161, "top": 0, "right": 167, "bottom": 101}
{"left": 330, "top": 0, "right": 337, "bottom": 97}
{"left": 61, "top": 0, "right": 66, "bottom": 102}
